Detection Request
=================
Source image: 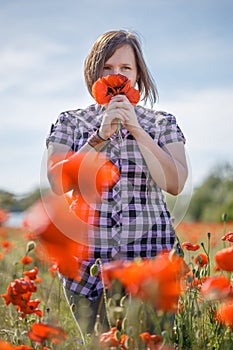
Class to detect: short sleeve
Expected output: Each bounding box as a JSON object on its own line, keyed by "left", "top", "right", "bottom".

{"left": 46, "top": 112, "right": 76, "bottom": 149}
{"left": 156, "top": 112, "right": 186, "bottom": 148}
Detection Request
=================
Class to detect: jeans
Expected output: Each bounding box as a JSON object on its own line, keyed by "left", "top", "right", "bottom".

{"left": 63, "top": 287, "right": 109, "bottom": 335}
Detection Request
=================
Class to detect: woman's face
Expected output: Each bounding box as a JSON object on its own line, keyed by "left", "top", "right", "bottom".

{"left": 102, "top": 44, "right": 138, "bottom": 86}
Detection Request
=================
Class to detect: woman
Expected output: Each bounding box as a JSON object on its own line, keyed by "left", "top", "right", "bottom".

{"left": 46, "top": 30, "right": 188, "bottom": 334}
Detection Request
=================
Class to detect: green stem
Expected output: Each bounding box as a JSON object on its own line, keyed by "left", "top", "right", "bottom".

{"left": 117, "top": 120, "right": 123, "bottom": 142}
{"left": 42, "top": 276, "right": 56, "bottom": 317}
{"left": 95, "top": 258, "right": 112, "bottom": 329}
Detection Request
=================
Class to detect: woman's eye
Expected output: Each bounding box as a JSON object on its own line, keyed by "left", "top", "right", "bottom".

{"left": 123, "top": 66, "right": 131, "bottom": 70}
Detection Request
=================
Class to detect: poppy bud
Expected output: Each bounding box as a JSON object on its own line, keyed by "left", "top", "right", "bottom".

{"left": 27, "top": 241, "right": 36, "bottom": 253}
{"left": 90, "top": 263, "right": 99, "bottom": 277}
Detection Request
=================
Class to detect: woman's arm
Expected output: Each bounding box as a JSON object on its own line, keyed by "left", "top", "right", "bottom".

{"left": 131, "top": 128, "right": 188, "bottom": 195}
{"left": 100, "top": 94, "right": 188, "bottom": 195}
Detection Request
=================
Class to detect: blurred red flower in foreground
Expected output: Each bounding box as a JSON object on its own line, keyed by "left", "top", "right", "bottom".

{"left": 0, "top": 340, "right": 14, "bottom": 349}
{"left": 102, "top": 252, "right": 188, "bottom": 312}
{"left": 215, "top": 245, "right": 233, "bottom": 272}
{"left": 200, "top": 275, "right": 232, "bottom": 301}
{"left": 92, "top": 74, "right": 140, "bottom": 105}
{"left": 181, "top": 242, "right": 200, "bottom": 251}
{"left": 215, "top": 301, "right": 233, "bottom": 330}
{"left": 23, "top": 194, "right": 90, "bottom": 281}
{"left": 48, "top": 151, "right": 119, "bottom": 200}
{"left": 28, "top": 322, "right": 67, "bottom": 345}
{"left": 24, "top": 151, "right": 119, "bottom": 281}
{"left": 194, "top": 253, "right": 208, "bottom": 267}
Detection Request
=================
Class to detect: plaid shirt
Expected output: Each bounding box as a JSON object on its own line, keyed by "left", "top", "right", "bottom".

{"left": 46, "top": 103, "right": 186, "bottom": 300}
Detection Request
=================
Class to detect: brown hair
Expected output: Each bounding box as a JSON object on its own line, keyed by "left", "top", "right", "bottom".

{"left": 84, "top": 30, "right": 158, "bottom": 106}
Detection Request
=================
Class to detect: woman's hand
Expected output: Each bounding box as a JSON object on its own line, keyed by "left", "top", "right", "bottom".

{"left": 99, "top": 95, "right": 141, "bottom": 139}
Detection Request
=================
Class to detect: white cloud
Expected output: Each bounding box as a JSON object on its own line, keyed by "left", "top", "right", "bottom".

{"left": 157, "top": 87, "right": 233, "bottom": 185}
{"left": 159, "top": 87, "right": 233, "bottom": 149}
{"left": 0, "top": 37, "right": 73, "bottom": 94}
{"left": 0, "top": 0, "right": 232, "bottom": 194}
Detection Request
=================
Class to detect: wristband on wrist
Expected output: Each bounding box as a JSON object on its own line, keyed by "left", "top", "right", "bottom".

{"left": 87, "top": 129, "right": 109, "bottom": 149}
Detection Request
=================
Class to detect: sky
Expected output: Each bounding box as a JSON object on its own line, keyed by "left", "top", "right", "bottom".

{"left": 0, "top": 0, "right": 233, "bottom": 196}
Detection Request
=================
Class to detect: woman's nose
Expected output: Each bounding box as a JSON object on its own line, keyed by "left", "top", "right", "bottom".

{"left": 113, "top": 68, "right": 120, "bottom": 75}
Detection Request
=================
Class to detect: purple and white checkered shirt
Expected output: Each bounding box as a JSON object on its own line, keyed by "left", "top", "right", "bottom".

{"left": 46, "top": 103, "right": 186, "bottom": 300}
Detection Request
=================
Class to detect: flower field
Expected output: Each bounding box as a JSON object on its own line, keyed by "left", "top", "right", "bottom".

{"left": 0, "top": 208, "right": 233, "bottom": 349}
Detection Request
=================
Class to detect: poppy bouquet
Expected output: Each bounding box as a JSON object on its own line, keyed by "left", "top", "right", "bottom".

{"left": 92, "top": 74, "right": 140, "bottom": 105}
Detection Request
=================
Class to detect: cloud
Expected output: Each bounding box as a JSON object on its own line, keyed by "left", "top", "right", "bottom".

{"left": 157, "top": 87, "right": 233, "bottom": 185}
{"left": 1, "top": 0, "right": 232, "bottom": 194}
{"left": 0, "top": 37, "right": 78, "bottom": 96}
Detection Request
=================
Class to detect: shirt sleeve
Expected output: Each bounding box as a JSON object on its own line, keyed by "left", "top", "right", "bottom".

{"left": 156, "top": 112, "right": 186, "bottom": 148}
{"left": 46, "top": 112, "right": 76, "bottom": 149}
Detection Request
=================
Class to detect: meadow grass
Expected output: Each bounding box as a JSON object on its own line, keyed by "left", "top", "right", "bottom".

{"left": 0, "top": 221, "right": 233, "bottom": 349}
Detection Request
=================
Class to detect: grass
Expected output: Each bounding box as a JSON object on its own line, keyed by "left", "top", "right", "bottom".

{"left": 0, "top": 226, "right": 86, "bottom": 349}
{"left": 0, "top": 220, "right": 233, "bottom": 349}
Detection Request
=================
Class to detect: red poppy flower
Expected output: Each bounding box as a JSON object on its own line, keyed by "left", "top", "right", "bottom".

{"left": 18, "top": 298, "right": 42, "bottom": 319}
{"left": 102, "top": 251, "right": 187, "bottom": 312}
{"left": 215, "top": 301, "right": 233, "bottom": 330}
{"left": 0, "top": 341, "right": 14, "bottom": 350}
{"left": 119, "top": 334, "right": 134, "bottom": 350}
{"left": 49, "top": 151, "right": 119, "bottom": 201}
{"left": 48, "top": 264, "right": 57, "bottom": 278}
{"left": 200, "top": 275, "right": 231, "bottom": 300}
{"left": 215, "top": 245, "right": 233, "bottom": 272}
{"left": 23, "top": 267, "right": 40, "bottom": 281}
{"left": 140, "top": 332, "right": 163, "bottom": 349}
{"left": 194, "top": 253, "right": 208, "bottom": 267}
{"left": 92, "top": 74, "right": 140, "bottom": 105}
{"left": 14, "top": 346, "right": 34, "bottom": 350}
{"left": 20, "top": 255, "right": 33, "bottom": 265}
{"left": 23, "top": 193, "right": 90, "bottom": 281}
{"left": 185, "top": 271, "right": 208, "bottom": 290}
{"left": 221, "top": 232, "right": 233, "bottom": 243}
{"left": 181, "top": 242, "right": 200, "bottom": 251}
{"left": 23, "top": 232, "right": 37, "bottom": 241}
{"left": 1, "top": 276, "right": 42, "bottom": 319}
{"left": 69, "top": 194, "right": 98, "bottom": 225}
{"left": 1, "top": 277, "right": 37, "bottom": 306}
{"left": 100, "top": 260, "right": 126, "bottom": 289}
{"left": 28, "top": 322, "right": 67, "bottom": 344}
{"left": 213, "top": 264, "right": 222, "bottom": 272}
{"left": 1, "top": 240, "right": 13, "bottom": 253}
{"left": 99, "top": 327, "right": 120, "bottom": 348}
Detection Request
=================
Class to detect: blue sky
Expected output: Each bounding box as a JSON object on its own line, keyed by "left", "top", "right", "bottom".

{"left": 1, "top": 0, "right": 233, "bottom": 195}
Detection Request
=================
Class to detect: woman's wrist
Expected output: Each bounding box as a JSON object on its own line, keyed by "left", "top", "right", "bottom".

{"left": 128, "top": 124, "right": 144, "bottom": 139}
{"left": 97, "top": 129, "right": 108, "bottom": 141}
{"left": 87, "top": 129, "right": 109, "bottom": 150}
